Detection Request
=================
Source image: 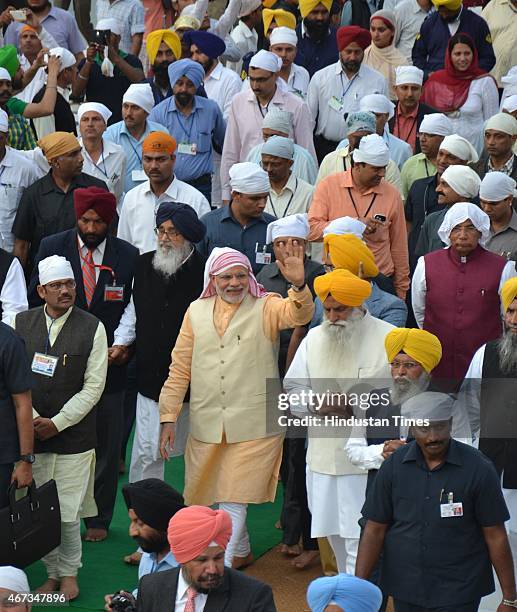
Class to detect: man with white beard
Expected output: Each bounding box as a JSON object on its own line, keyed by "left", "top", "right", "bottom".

{"left": 110, "top": 202, "right": 206, "bottom": 482}
{"left": 284, "top": 269, "right": 395, "bottom": 574}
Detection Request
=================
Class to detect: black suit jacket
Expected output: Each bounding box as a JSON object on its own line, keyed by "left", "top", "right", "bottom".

{"left": 27, "top": 229, "right": 139, "bottom": 393}
{"left": 137, "top": 567, "right": 277, "bottom": 612}
{"left": 388, "top": 102, "right": 436, "bottom": 154}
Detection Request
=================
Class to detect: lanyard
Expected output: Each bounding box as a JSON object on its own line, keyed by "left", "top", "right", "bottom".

{"left": 126, "top": 135, "right": 142, "bottom": 164}
{"left": 268, "top": 178, "right": 297, "bottom": 218}
{"left": 79, "top": 242, "right": 117, "bottom": 285}
{"left": 93, "top": 145, "right": 109, "bottom": 178}
{"left": 44, "top": 317, "right": 57, "bottom": 355}
{"left": 394, "top": 112, "right": 418, "bottom": 144}
{"left": 347, "top": 188, "right": 377, "bottom": 219}
{"left": 176, "top": 110, "right": 195, "bottom": 142}
{"left": 339, "top": 72, "right": 359, "bottom": 100}
{"left": 424, "top": 158, "right": 431, "bottom": 177}
{"left": 257, "top": 97, "right": 271, "bottom": 118}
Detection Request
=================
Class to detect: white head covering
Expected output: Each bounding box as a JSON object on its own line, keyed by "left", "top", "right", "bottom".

{"left": 402, "top": 391, "right": 454, "bottom": 422}
{"left": 239, "top": 0, "right": 262, "bottom": 17}
{"left": 438, "top": 202, "right": 490, "bottom": 246}
{"left": 359, "top": 94, "right": 395, "bottom": 120}
{"left": 501, "top": 66, "right": 517, "bottom": 89}
{"left": 323, "top": 216, "right": 366, "bottom": 238}
{"left": 418, "top": 113, "right": 453, "bottom": 136}
{"left": 0, "top": 109, "right": 8, "bottom": 133}
{"left": 395, "top": 66, "right": 424, "bottom": 86}
{"left": 479, "top": 172, "right": 517, "bottom": 202}
{"left": 38, "top": 255, "right": 74, "bottom": 286}
{"left": 0, "top": 567, "right": 30, "bottom": 593}
{"left": 266, "top": 213, "right": 309, "bottom": 243}
{"left": 123, "top": 83, "right": 154, "bottom": 115}
{"left": 263, "top": 108, "right": 293, "bottom": 135}
{"left": 0, "top": 67, "right": 11, "bottom": 81}
{"left": 95, "top": 18, "right": 122, "bottom": 35}
{"left": 439, "top": 134, "right": 479, "bottom": 163}
{"left": 485, "top": 112, "right": 517, "bottom": 136}
{"left": 77, "top": 102, "right": 112, "bottom": 125}
{"left": 270, "top": 26, "right": 298, "bottom": 48}
{"left": 49, "top": 47, "right": 76, "bottom": 71}
{"left": 230, "top": 162, "right": 271, "bottom": 194}
{"left": 440, "top": 165, "right": 481, "bottom": 199}
{"left": 262, "top": 135, "right": 294, "bottom": 160}
{"left": 502, "top": 95, "right": 517, "bottom": 114}
{"left": 249, "top": 49, "right": 282, "bottom": 73}
{"left": 352, "top": 133, "right": 390, "bottom": 167}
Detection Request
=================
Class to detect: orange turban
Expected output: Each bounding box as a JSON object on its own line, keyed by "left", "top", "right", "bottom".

{"left": 20, "top": 25, "right": 37, "bottom": 34}
{"left": 167, "top": 506, "right": 232, "bottom": 563}
{"left": 384, "top": 328, "right": 442, "bottom": 373}
{"left": 314, "top": 269, "right": 371, "bottom": 307}
{"left": 38, "top": 132, "right": 81, "bottom": 161}
{"left": 324, "top": 233, "right": 379, "bottom": 278}
{"left": 142, "top": 132, "right": 177, "bottom": 155}
{"left": 502, "top": 277, "right": 517, "bottom": 313}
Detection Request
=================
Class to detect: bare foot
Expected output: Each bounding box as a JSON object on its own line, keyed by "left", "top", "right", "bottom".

{"left": 291, "top": 550, "right": 320, "bottom": 570}
{"left": 280, "top": 543, "right": 301, "bottom": 556}
{"left": 36, "top": 578, "right": 59, "bottom": 593}
{"left": 232, "top": 552, "right": 254, "bottom": 570}
{"left": 274, "top": 520, "right": 282, "bottom": 530}
{"left": 60, "top": 576, "right": 79, "bottom": 601}
{"left": 124, "top": 550, "right": 143, "bottom": 565}
{"left": 83, "top": 528, "right": 108, "bottom": 542}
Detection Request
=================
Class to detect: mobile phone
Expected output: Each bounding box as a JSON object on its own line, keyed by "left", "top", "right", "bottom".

{"left": 92, "top": 29, "right": 110, "bottom": 46}
{"left": 373, "top": 214, "right": 386, "bottom": 223}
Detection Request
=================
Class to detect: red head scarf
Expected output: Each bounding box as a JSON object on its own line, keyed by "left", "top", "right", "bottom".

{"left": 421, "top": 33, "right": 488, "bottom": 112}
{"left": 74, "top": 187, "right": 116, "bottom": 225}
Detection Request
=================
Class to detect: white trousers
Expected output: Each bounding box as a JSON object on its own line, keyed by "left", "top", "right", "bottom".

{"left": 219, "top": 502, "right": 250, "bottom": 566}
{"left": 43, "top": 520, "right": 82, "bottom": 579}
{"left": 129, "top": 394, "right": 164, "bottom": 483}
{"left": 327, "top": 534, "right": 359, "bottom": 575}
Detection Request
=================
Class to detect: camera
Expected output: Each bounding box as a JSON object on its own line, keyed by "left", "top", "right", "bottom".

{"left": 110, "top": 592, "right": 137, "bottom": 612}
{"left": 92, "top": 29, "right": 110, "bottom": 46}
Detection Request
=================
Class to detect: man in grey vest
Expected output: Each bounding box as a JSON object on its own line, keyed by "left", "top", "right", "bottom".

{"left": 14, "top": 255, "right": 108, "bottom": 602}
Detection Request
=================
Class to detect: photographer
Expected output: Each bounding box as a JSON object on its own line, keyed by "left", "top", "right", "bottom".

{"left": 73, "top": 18, "right": 144, "bottom": 125}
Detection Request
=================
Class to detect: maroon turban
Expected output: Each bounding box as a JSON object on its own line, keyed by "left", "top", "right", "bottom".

{"left": 74, "top": 187, "right": 116, "bottom": 225}
{"left": 336, "top": 26, "right": 371, "bottom": 52}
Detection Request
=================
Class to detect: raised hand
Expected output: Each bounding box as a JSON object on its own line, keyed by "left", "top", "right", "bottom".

{"left": 276, "top": 238, "right": 306, "bottom": 288}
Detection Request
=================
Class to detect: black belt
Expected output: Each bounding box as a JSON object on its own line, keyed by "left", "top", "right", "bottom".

{"left": 189, "top": 173, "right": 211, "bottom": 186}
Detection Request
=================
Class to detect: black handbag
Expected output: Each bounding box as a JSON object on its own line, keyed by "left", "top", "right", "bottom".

{"left": 0, "top": 479, "right": 61, "bottom": 569}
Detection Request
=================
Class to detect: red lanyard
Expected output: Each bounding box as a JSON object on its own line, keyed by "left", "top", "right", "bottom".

{"left": 78, "top": 241, "right": 117, "bottom": 285}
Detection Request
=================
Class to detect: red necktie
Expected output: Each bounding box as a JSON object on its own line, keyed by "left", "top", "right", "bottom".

{"left": 184, "top": 587, "right": 197, "bottom": 612}
{"left": 82, "top": 249, "right": 96, "bottom": 307}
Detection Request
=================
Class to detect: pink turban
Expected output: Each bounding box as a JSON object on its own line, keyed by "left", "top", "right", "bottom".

{"left": 201, "top": 247, "right": 267, "bottom": 298}
{"left": 167, "top": 506, "right": 232, "bottom": 563}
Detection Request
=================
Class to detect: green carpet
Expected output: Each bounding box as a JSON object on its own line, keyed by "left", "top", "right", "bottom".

{"left": 25, "top": 456, "right": 282, "bottom": 611}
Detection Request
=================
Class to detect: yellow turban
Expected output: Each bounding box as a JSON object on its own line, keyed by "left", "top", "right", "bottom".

{"left": 501, "top": 277, "right": 517, "bottom": 313}
{"left": 314, "top": 269, "right": 372, "bottom": 307}
{"left": 299, "top": 0, "right": 332, "bottom": 19}
{"left": 263, "top": 9, "right": 296, "bottom": 36}
{"left": 324, "top": 234, "right": 379, "bottom": 279}
{"left": 146, "top": 29, "right": 182, "bottom": 65}
{"left": 432, "top": 0, "right": 462, "bottom": 10}
{"left": 38, "top": 132, "right": 81, "bottom": 161}
{"left": 263, "top": 0, "right": 276, "bottom": 7}
{"left": 385, "top": 328, "right": 442, "bottom": 373}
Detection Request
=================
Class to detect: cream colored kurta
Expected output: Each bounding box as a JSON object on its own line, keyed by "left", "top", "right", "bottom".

{"left": 159, "top": 287, "right": 314, "bottom": 505}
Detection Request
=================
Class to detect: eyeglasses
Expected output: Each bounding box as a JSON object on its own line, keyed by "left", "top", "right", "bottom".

{"left": 390, "top": 361, "right": 420, "bottom": 370}
{"left": 45, "top": 280, "right": 76, "bottom": 292}
{"left": 155, "top": 227, "right": 181, "bottom": 239}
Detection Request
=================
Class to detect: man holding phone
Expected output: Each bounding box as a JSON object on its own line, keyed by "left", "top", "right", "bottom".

{"left": 308, "top": 133, "right": 410, "bottom": 300}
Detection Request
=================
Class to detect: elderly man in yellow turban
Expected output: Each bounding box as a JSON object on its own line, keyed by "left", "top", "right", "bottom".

{"left": 285, "top": 268, "right": 395, "bottom": 575}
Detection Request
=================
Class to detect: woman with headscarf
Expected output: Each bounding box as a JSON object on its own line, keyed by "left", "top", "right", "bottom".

{"left": 362, "top": 10, "right": 407, "bottom": 101}
{"left": 421, "top": 32, "right": 499, "bottom": 155}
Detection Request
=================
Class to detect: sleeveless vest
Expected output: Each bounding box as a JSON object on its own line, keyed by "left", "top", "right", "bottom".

{"left": 16, "top": 306, "right": 99, "bottom": 454}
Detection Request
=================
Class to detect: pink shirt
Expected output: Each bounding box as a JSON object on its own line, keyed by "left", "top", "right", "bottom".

{"left": 220, "top": 85, "right": 316, "bottom": 200}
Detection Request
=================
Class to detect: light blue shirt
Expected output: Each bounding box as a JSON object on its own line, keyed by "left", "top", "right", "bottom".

{"left": 149, "top": 96, "right": 226, "bottom": 182}
{"left": 132, "top": 551, "right": 179, "bottom": 598}
{"left": 104, "top": 119, "right": 169, "bottom": 193}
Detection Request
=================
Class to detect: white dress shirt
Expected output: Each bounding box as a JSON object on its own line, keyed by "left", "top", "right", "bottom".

{"left": 118, "top": 177, "right": 210, "bottom": 253}
{"left": 265, "top": 172, "right": 314, "bottom": 217}
{"left": 227, "top": 21, "right": 258, "bottom": 73}
{"left": 175, "top": 570, "right": 208, "bottom": 612}
{"left": 77, "top": 236, "right": 107, "bottom": 282}
{"left": 80, "top": 138, "right": 127, "bottom": 208}
{"left": 0, "top": 257, "right": 27, "bottom": 324}
{"left": 204, "top": 61, "right": 242, "bottom": 120}
{"left": 307, "top": 61, "right": 389, "bottom": 142}
{"left": 286, "top": 64, "right": 310, "bottom": 99}
{"left": 394, "top": 0, "right": 432, "bottom": 63}
{"left": 0, "top": 147, "right": 42, "bottom": 252}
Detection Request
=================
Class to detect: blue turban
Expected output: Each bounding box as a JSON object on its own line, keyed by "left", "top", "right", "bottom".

{"left": 155, "top": 202, "right": 206, "bottom": 243}
{"left": 168, "top": 59, "right": 205, "bottom": 90}
{"left": 184, "top": 30, "right": 226, "bottom": 60}
{"left": 307, "top": 574, "right": 382, "bottom": 612}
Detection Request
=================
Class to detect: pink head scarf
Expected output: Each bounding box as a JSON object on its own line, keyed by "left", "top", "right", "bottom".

{"left": 200, "top": 247, "right": 268, "bottom": 299}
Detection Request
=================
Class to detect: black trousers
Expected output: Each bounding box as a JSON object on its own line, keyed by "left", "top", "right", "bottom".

{"left": 394, "top": 599, "right": 481, "bottom": 612}
{"left": 313, "top": 134, "right": 341, "bottom": 165}
{"left": 0, "top": 463, "right": 13, "bottom": 508}
{"left": 186, "top": 174, "right": 212, "bottom": 205}
{"left": 84, "top": 390, "right": 125, "bottom": 531}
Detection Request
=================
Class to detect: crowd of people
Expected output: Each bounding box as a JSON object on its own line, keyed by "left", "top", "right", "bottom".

{"left": 0, "top": 0, "right": 517, "bottom": 610}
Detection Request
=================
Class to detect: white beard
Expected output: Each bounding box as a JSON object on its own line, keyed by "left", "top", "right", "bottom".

{"left": 318, "top": 309, "right": 365, "bottom": 371}
{"left": 498, "top": 329, "right": 517, "bottom": 375}
{"left": 214, "top": 284, "right": 246, "bottom": 304}
{"left": 152, "top": 242, "right": 192, "bottom": 278}
{"left": 390, "top": 371, "right": 431, "bottom": 405}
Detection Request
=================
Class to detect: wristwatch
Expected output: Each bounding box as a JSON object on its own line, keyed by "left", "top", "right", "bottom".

{"left": 19, "top": 454, "right": 35, "bottom": 464}
{"left": 503, "top": 600, "right": 517, "bottom": 608}
{"left": 290, "top": 283, "right": 306, "bottom": 292}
